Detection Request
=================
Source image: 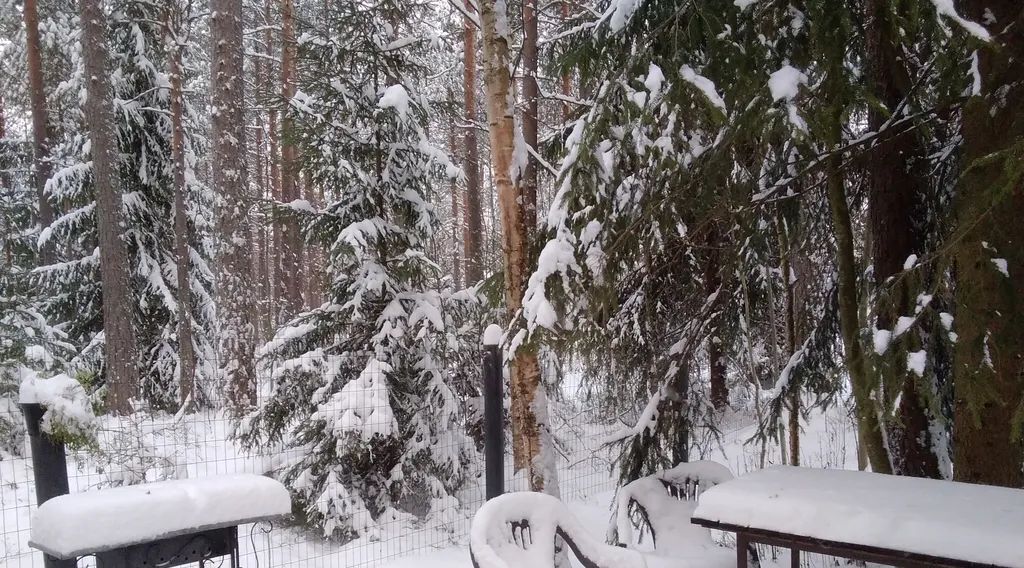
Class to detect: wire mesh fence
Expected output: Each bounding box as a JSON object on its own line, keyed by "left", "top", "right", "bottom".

{"left": 0, "top": 346, "right": 617, "bottom": 567}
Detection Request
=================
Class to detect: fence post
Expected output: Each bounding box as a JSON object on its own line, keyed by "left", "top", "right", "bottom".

{"left": 21, "top": 403, "right": 76, "bottom": 568}
{"left": 482, "top": 325, "right": 504, "bottom": 500}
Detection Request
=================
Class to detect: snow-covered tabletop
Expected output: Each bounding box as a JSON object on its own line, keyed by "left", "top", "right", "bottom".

{"left": 30, "top": 474, "right": 291, "bottom": 558}
{"left": 692, "top": 466, "right": 1024, "bottom": 567}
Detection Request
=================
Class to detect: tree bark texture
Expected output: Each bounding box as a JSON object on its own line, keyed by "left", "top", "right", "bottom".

{"left": 463, "top": 0, "right": 484, "bottom": 285}
{"left": 211, "top": 0, "right": 257, "bottom": 412}
{"left": 827, "top": 154, "right": 893, "bottom": 475}
{"left": 704, "top": 226, "right": 728, "bottom": 410}
{"left": 865, "top": 0, "right": 940, "bottom": 479}
{"left": 168, "top": 18, "right": 196, "bottom": 410}
{"left": 952, "top": 0, "right": 1024, "bottom": 488}
{"left": 479, "top": 0, "right": 547, "bottom": 492}
{"left": 79, "top": 0, "right": 139, "bottom": 414}
{"left": 24, "top": 0, "right": 54, "bottom": 264}
{"left": 279, "top": 0, "right": 303, "bottom": 316}
{"left": 522, "top": 0, "right": 539, "bottom": 229}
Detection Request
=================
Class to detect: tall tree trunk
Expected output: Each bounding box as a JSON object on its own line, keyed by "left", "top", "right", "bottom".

{"left": 827, "top": 151, "right": 892, "bottom": 474}
{"left": 212, "top": 0, "right": 257, "bottom": 412}
{"left": 521, "top": 0, "right": 539, "bottom": 229}
{"left": 255, "top": 125, "right": 272, "bottom": 340}
{"left": 952, "top": 0, "right": 1024, "bottom": 488}
{"left": 279, "top": 0, "right": 303, "bottom": 316}
{"left": 479, "top": 0, "right": 550, "bottom": 492}
{"left": 79, "top": 0, "right": 138, "bottom": 415}
{"left": 24, "top": 0, "right": 54, "bottom": 264}
{"left": 449, "top": 122, "right": 462, "bottom": 289}
{"left": 167, "top": 17, "right": 195, "bottom": 410}
{"left": 463, "top": 0, "right": 484, "bottom": 284}
{"left": 560, "top": 0, "right": 571, "bottom": 121}
{"left": 264, "top": 0, "right": 283, "bottom": 324}
{"left": 781, "top": 241, "right": 799, "bottom": 466}
{"left": 865, "top": 0, "right": 940, "bottom": 479}
{"left": 303, "top": 168, "right": 319, "bottom": 305}
{"left": 705, "top": 226, "right": 728, "bottom": 410}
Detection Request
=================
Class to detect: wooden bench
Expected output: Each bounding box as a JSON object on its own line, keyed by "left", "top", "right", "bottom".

{"left": 690, "top": 466, "right": 1024, "bottom": 568}
{"left": 29, "top": 474, "right": 291, "bottom": 568}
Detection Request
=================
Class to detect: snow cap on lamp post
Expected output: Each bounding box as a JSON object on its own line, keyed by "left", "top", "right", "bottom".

{"left": 483, "top": 324, "right": 503, "bottom": 346}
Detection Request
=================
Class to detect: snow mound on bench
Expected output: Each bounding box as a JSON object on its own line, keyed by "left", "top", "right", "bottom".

{"left": 31, "top": 474, "right": 291, "bottom": 558}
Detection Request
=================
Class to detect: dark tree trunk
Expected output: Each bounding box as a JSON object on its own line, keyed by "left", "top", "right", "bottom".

{"left": 79, "top": 0, "right": 139, "bottom": 415}
{"left": 211, "top": 0, "right": 257, "bottom": 412}
{"left": 24, "top": 0, "right": 54, "bottom": 264}
{"left": 263, "top": 0, "right": 283, "bottom": 325}
{"left": 705, "top": 226, "right": 728, "bottom": 410}
{"left": 167, "top": 15, "right": 196, "bottom": 411}
{"left": 865, "top": 0, "right": 940, "bottom": 480}
{"left": 521, "top": 0, "right": 539, "bottom": 229}
{"left": 463, "top": 0, "right": 484, "bottom": 284}
{"left": 279, "top": 0, "right": 303, "bottom": 316}
{"left": 952, "top": 0, "right": 1024, "bottom": 488}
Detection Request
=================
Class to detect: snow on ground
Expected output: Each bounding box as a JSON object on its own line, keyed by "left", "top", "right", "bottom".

{"left": 1, "top": 394, "right": 861, "bottom": 568}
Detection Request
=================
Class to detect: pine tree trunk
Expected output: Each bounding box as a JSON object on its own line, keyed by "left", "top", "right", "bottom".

{"left": 463, "top": 0, "right": 484, "bottom": 284}
{"left": 168, "top": 21, "right": 196, "bottom": 410}
{"left": 865, "top": 0, "right": 939, "bottom": 479}
{"left": 24, "top": 0, "right": 54, "bottom": 264}
{"left": 952, "top": 0, "right": 1024, "bottom": 488}
{"left": 560, "top": 1, "right": 571, "bottom": 121}
{"left": 79, "top": 0, "right": 139, "bottom": 415}
{"left": 521, "top": 0, "right": 539, "bottom": 229}
{"left": 781, "top": 245, "right": 799, "bottom": 466}
{"left": 479, "top": 0, "right": 548, "bottom": 492}
{"left": 449, "top": 122, "right": 462, "bottom": 288}
{"left": 279, "top": 0, "right": 303, "bottom": 316}
{"left": 255, "top": 125, "right": 272, "bottom": 340}
{"left": 827, "top": 152, "right": 892, "bottom": 474}
{"left": 264, "top": 0, "right": 283, "bottom": 325}
{"left": 212, "top": 0, "right": 257, "bottom": 412}
{"left": 705, "top": 226, "right": 728, "bottom": 410}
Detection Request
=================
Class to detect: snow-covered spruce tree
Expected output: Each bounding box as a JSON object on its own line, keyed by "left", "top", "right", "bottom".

{"left": 526, "top": 0, "right": 795, "bottom": 482}
{"left": 238, "top": 0, "right": 474, "bottom": 540}
{"left": 0, "top": 134, "right": 74, "bottom": 456}
{"left": 37, "top": 0, "right": 215, "bottom": 411}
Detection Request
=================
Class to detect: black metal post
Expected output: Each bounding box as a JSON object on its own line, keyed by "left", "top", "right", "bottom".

{"left": 21, "top": 403, "right": 76, "bottom": 568}
{"left": 482, "top": 332, "right": 504, "bottom": 500}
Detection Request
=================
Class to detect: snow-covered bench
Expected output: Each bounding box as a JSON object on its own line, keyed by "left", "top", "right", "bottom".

{"left": 691, "top": 466, "right": 1024, "bottom": 568}
{"left": 29, "top": 474, "right": 291, "bottom": 568}
{"left": 470, "top": 489, "right": 737, "bottom": 568}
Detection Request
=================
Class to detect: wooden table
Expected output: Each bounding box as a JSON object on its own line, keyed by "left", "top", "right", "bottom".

{"left": 690, "top": 466, "right": 1024, "bottom": 568}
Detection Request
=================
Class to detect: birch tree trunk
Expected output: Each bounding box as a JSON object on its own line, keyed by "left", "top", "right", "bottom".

{"left": 479, "top": 0, "right": 550, "bottom": 492}
{"left": 24, "top": 0, "right": 54, "bottom": 264}
{"left": 462, "top": 0, "right": 484, "bottom": 284}
{"left": 79, "top": 0, "right": 139, "bottom": 414}
{"left": 211, "top": 0, "right": 257, "bottom": 412}
{"left": 952, "top": 0, "right": 1024, "bottom": 488}
{"left": 167, "top": 13, "right": 196, "bottom": 410}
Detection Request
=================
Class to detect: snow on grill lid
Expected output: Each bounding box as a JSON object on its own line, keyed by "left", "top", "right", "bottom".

{"left": 693, "top": 466, "right": 1024, "bottom": 567}
{"left": 30, "top": 474, "right": 291, "bottom": 558}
